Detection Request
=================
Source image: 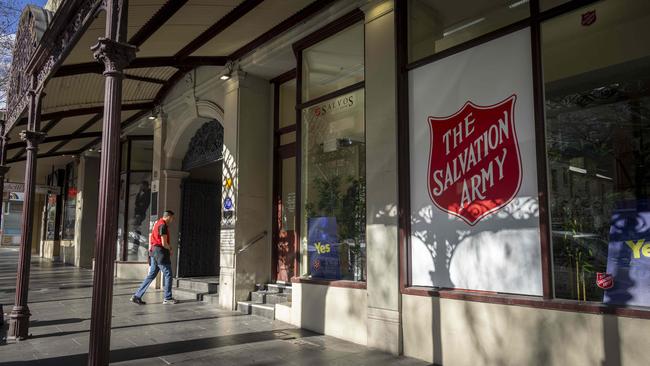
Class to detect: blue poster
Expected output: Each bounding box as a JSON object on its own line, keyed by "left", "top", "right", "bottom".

{"left": 604, "top": 201, "right": 650, "bottom": 306}
{"left": 308, "top": 217, "right": 340, "bottom": 280}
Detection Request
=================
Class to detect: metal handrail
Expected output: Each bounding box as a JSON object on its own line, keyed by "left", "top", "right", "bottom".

{"left": 236, "top": 230, "right": 268, "bottom": 254}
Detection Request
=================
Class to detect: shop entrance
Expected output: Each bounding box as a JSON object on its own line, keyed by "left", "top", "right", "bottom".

{"left": 177, "top": 120, "right": 223, "bottom": 278}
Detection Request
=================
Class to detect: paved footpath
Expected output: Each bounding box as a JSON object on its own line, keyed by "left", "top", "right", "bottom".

{"left": 0, "top": 247, "right": 430, "bottom": 365}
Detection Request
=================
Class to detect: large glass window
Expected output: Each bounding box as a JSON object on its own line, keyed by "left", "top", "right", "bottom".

{"left": 302, "top": 22, "right": 364, "bottom": 101}
{"left": 61, "top": 162, "right": 77, "bottom": 240}
{"left": 279, "top": 79, "right": 296, "bottom": 128}
{"left": 43, "top": 169, "right": 64, "bottom": 241}
{"left": 541, "top": 0, "right": 571, "bottom": 12}
{"left": 300, "top": 20, "right": 366, "bottom": 282}
{"left": 45, "top": 194, "right": 57, "bottom": 240}
{"left": 544, "top": 0, "right": 650, "bottom": 306}
{"left": 117, "top": 138, "right": 153, "bottom": 262}
{"left": 301, "top": 88, "right": 366, "bottom": 281}
{"left": 407, "top": 0, "right": 529, "bottom": 63}
{"left": 126, "top": 172, "right": 152, "bottom": 261}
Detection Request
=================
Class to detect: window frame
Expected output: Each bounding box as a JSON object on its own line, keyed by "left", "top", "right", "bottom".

{"left": 396, "top": 0, "right": 650, "bottom": 319}
{"left": 271, "top": 69, "right": 297, "bottom": 283}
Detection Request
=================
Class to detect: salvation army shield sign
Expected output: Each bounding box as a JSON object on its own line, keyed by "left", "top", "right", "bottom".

{"left": 427, "top": 95, "right": 522, "bottom": 225}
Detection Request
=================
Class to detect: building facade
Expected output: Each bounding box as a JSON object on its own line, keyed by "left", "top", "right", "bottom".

{"left": 2, "top": 0, "right": 650, "bottom": 365}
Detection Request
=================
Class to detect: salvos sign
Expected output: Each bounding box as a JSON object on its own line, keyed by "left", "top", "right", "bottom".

{"left": 409, "top": 29, "right": 542, "bottom": 295}
{"left": 428, "top": 95, "right": 521, "bottom": 225}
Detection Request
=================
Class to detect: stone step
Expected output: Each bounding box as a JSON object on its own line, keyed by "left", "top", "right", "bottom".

{"left": 173, "top": 288, "right": 210, "bottom": 302}
{"left": 251, "top": 291, "right": 291, "bottom": 305}
{"left": 266, "top": 283, "right": 292, "bottom": 295}
{"left": 175, "top": 278, "right": 219, "bottom": 294}
{"left": 237, "top": 301, "right": 252, "bottom": 315}
{"left": 201, "top": 293, "right": 220, "bottom": 306}
{"left": 237, "top": 301, "right": 276, "bottom": 320}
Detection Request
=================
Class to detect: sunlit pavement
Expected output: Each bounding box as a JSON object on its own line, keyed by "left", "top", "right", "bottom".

{"left": 0, "top": 247, "right": 430, "bottom": 365}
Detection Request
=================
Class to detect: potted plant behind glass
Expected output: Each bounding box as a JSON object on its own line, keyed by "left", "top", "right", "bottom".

{"left": 339, "top": 176, "right": 366, "bottom": 281}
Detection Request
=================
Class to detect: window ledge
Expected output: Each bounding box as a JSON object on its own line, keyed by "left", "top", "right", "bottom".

{"left": 292, "top": 277, "right": 367, "bottom": 289}
{"left": 402, "top": 286, "right": 650, "bottom": 319}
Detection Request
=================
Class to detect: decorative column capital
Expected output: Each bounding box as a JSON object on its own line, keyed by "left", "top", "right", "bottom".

{"left": 19, "top": 130, "right": 46, "bottom": 150}
{"left": 91, "top": 37, "right": 137, "bottom": 76}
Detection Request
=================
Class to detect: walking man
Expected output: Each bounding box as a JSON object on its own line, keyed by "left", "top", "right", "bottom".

{"left": 131, "top": 210, "right": 178, "bottom": 305}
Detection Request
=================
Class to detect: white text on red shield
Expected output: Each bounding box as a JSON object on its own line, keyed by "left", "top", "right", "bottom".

{"left": 430, "top": 109, "right": 511, "bottom": 210}
{"left": 427, "top": 95, "right": 520, "bottom": 225}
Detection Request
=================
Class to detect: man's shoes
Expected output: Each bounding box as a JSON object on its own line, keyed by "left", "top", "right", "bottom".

{"left": 130, "top": 296, "right": 146, "bottom": 305}
{"left": 162, "top": 298, "right": 178, "bottom": 305}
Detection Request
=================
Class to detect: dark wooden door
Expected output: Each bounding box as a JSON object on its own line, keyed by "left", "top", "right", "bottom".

{"left": 179, "top": 180, "right": 220, "bottom": 277}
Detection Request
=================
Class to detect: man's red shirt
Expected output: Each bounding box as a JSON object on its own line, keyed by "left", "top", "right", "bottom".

{"left": 149, "top": 218, "right": 170, "bottom": 253}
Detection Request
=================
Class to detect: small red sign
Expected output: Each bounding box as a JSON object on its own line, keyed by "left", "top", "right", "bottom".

{"left": 597, "top": 272, "right": 614, "bottom": 290}
{"left": 581, "top": 10, "right": 596, "bottom": 26}
{"left": 68, "top": 187, "right": 78, "bottom": 198}
{"left": 428, "top": 95, "right": 522, "bottom": 225}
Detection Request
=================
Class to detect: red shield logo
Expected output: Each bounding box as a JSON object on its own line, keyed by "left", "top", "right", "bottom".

{"left": 581, "top": 10, "right": 596, "bottom": 26}
{"left": 596, "top": 272, "right": 614, "bottom": 290}
{"left": 428, "top": 95, "right": 521, "bottom": 225}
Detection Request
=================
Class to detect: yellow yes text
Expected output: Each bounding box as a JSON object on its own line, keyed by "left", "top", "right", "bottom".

{"left": 314, "top": 242, "right": 331, "bottom": 254}
{"left": 626, "top": 239, "right": 650, "bottom": 259}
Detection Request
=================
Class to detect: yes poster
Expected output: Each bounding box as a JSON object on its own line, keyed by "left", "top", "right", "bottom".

{"left": 308, "top": 217, "right": 341, "bottom": 280}
{"left": 409, "top": 28, "right": 542, "bottom": 295}
{"left": 604, "top": 202, "right": 650, "bottom": 306}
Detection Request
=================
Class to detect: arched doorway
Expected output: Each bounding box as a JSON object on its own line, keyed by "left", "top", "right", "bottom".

{"left": 177, "top": 120, "right": 223, "bottom": 277}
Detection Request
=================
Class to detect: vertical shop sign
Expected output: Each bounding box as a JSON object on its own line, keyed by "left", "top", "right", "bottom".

{"left": 409, "top": 28, "right": 542, "bottom": 295}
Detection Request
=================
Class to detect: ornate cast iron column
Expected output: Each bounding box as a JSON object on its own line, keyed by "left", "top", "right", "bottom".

{"left": 88, "top": 1, "right": 136, "bottom": 364}
{"left": 8, "top": 82, "right": 46, "bottom": 341}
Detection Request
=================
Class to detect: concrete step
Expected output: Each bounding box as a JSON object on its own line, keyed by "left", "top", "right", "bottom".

{"left": 251, "top": 291, "right": 291, "bottom": 305}
{"left": 266, "top": 283, "right": 292, "bottom": 295}
{"left": 237, "top": 301, "right": 276, "bottom": 320}
{"left": 201, "top": 293, "right": 220, "bottom": 306}
{"left": 238, "top": 301, "right": 252, "bottom": 315}
{"left": 173, "top": 288, "right": 210, "bottom": 302}
{"left": 175, "top": 278, "right": 219, "bottom": 294}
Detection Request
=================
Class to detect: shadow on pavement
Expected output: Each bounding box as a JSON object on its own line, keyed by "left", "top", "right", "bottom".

{"left": 29, "top": 318, "right": 88, "bottom": 328}
{"left": 28, "top": 314, "right": 241, "bottom": 340}
{"left": 1, "top": 328, "right": 319, "bottom": 366}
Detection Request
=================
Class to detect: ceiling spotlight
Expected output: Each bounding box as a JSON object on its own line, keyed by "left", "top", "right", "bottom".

{"left": 220, "top": 60, "right": 234, "bottom": 81}
{"left": 148, "top": 106, "right": 161, "bottom": 120}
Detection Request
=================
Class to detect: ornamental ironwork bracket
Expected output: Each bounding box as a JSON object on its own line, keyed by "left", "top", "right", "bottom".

{"left": 19, "top": 131, "right": 47, "bottom": 150}
{"left": 5, "top": 0, "right": 103, "bottom": 130}
{"left": 91, "top": 38, "right": 137, "bottom": 76}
